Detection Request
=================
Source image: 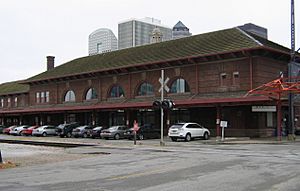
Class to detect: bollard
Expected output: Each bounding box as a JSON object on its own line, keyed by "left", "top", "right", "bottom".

{"left": 0, "top": 150, "right": 3, "bottom": 163}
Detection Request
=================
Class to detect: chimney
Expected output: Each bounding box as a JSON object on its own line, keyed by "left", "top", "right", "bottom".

{"left": 46, "top": 56, "right": 55, "bottom": 71}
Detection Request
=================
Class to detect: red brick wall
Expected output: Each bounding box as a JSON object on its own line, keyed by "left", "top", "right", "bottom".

{"left": 24, "top": 56, "right": 287, "bottom": 106}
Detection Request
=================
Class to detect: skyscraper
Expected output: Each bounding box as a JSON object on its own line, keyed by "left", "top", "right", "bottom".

{"left": 118, "top": 17, "right": 172, "bottom": 50}
{"left": 172, "top": 21, "right": 192, "bottom": 40}
{"left": 88, "top": 28, "right": 118, "bottom": 55}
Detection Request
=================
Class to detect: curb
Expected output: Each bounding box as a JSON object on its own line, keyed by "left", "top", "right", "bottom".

{"left": 0, "top": 139, "right": 96, "bottom": 148}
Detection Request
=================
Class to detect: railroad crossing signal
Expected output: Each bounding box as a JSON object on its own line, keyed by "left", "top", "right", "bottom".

{"left": 158, "top": 77, "right": 170, "bottom": 93}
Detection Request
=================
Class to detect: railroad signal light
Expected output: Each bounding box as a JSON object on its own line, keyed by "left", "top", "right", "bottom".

{"left": 152, "top": 100, "right": 175, "bottom": 110}
{"left": 152, "top": 100, "right": 162, "bottom": 110}
{"left": 162, "top": 100, "right": 175, "bottom": 110}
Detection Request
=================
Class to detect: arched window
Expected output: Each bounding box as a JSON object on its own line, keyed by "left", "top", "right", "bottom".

{"left": 85, "top": 88, "right": 98, "bottom": 100}
{"left": 170, "top": 78, "right": 190, "bottom": 93}
{"left": 137, "top": 82, "right": 154, "bottom": 96}
{"left": 110, "top": 85, "right": 125, "bottom": 98}
{"left": 64, "top": 90, "right": 76, "bottom": 102}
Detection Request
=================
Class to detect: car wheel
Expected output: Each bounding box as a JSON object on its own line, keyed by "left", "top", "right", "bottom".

{"left": 203, "top": 132, "right": 209, "bottom": 140}
{"left": 66, "top": 132, "right": 72, "bottom": 138}
{"left": 185, "top": 133, "right": 191, "bottom": 142}
{"left": 114, "top": 133, "right": 120, "bottom": 140}
{"left": 42, "top": 132, "right": 47, "bottom": 137}
{"left": 59, "top": 135, "right": 64, "bottom": 138}
{"left": 19, "top": 131, "right": 23, "bottom": 136}
{"left": 83, "top": 133, "right": 88, "bottom": 138}
{"left": 139, "top": 134, "right": 144, "bottom": 140}
{"left": 171, "top": 137, "right": 177, "bottom": 142}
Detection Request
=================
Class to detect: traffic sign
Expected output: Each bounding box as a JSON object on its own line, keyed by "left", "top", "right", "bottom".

{"left": 159, "top": 77, "right": 170, "bottom": 92}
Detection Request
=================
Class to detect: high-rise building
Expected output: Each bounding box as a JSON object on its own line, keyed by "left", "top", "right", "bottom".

{"left": 172, "top": 21, "right": 192, "bottom": 40}
{"left": 88, "top": 28, "right": 118, "bottom": 55}
{"left": 118, "top": 17, "right": 172, "bottom": 50}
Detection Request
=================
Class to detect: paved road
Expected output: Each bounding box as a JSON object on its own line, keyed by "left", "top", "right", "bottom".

{"left": 0, "top": 142, "right": 300, "bottom": 191}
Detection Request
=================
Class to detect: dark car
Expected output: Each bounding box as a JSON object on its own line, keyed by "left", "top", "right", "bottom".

{"left": 56, "top": 122, "right": 80, "bottom": 138}
{"left": 91, "top": 126, "right": 106, "bottom": 138}
{"left": 124, "top": 124, "right": 160, "bottom": 140}
{"left": 72, "top": 125, "right": 94, "bottom": 138}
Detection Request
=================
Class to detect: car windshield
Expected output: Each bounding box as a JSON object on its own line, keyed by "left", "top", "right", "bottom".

{"left": 57, "top": 124, "right": 65, "bottom": 128}
{"left": 170, "top": 124, "right": 184, "bottom": 129}
{"left": 108, "top": 126, "right": 118, "bottom": 131}
{"left": 93, "top": 127, "right": 102, "bottom": 130}
{"left": 77, "top": 126, "right": 87, "bottom": 130}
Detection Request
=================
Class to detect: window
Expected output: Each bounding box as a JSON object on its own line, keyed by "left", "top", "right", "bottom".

{"left": 41, "top": 92, "right": 45, "bottom": 103}
{"left": 64, "top": 90, "right": 76, "bottom": 102}
{"left": 36, "top": 92, "right": 40, "bottom": 103}
{"left": 14, "top": 97, "right": 18, "bottom": 107}
{"left": 85, "top": 88, "right": 98, "bottom": 100}
{"left": 220, "top": 73, "right": 227, "bottom": 86}
{"left": 0, "top": 98, "right": 4, "bottom": 108}
{"left": 137, "top": 82, "right": 154, "bottom": 96}
{"left": 45, "top": 91, "right": 50, "bottom": 103}
{"left": 110, "top": 85, "right": 124, "bottom": 98}
{"left": 232, "top": 71, "right": 240, "bottom": 86}
{"left": 36, "top": 91, "right": 50, "bottom": 103}
{"left": 170, "top": 78, "right": 190, "bottom": 93}
{"left": 7, "top": 97, "right": 11, "bottom": 107}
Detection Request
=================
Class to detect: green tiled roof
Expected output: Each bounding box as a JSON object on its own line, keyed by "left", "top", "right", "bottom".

{"left": 26, "top": 27, "right": 290, "bottom": 82}
{"left": 0, "top": 81, "right": 29, "bottom": 96}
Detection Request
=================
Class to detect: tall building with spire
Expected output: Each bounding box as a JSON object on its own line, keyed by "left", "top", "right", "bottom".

{"left": 172, "top": 21, "right": 192, "bottom": 40}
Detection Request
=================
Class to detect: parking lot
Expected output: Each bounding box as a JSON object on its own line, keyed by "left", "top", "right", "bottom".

{"left": 1, "top": 134, "right": 300, "bottom": 191}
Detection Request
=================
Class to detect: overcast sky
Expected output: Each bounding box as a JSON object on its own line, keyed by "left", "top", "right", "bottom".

{"left": 0, "top": 0, "right": 299, "bottom": 84}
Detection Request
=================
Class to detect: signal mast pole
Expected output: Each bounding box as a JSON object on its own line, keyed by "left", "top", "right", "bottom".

{"left": 288, "top": 0, "right": 295, "bottom": 140}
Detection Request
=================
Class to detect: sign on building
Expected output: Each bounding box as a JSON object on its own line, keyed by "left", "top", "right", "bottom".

{"left": 252, "top": 106, "right": 276, "bottom": 112}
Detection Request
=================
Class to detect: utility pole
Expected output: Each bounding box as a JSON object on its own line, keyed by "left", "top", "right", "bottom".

{"left": 288, "top": 0, "right": 296, "bottom": 140}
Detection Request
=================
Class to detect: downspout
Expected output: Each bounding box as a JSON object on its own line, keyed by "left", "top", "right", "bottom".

{"left": 249, "top": 56, "right": 253, "bottom": 90}
{"left": 196, "top": 64, "right": 199, "bottom": 94}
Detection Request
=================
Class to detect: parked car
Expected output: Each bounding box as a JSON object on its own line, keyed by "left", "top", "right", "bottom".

{"left": 56, "top": 122, "right": 80, "bottom": 138}
{"left": 32, "top": 125, "right": 57, "bottom": 137}
{"left": 3, "top": 125, "right": 16, "bottom": 134}
{"left": 0, "top": 125, "right": 6, "bottom": 134}
{"left": 72, "top": 125, "right": 94, "bottom": 138}
{"left": 168, "top": 122, "right": 210, "bottom": 142}
{"left": 21, "top": 125, "right": 39, "bottom": 136}
{"left": 9, "top": 125, "right": 30, "bottom": 136}
{"left": 91, "top": 126, "right": 106, "bottom": 138}
{"left": 100, "top": 125, "right": 128, "bottom": 140}
{"left": 124, "top": 124, "right": 160, "bottom": 140}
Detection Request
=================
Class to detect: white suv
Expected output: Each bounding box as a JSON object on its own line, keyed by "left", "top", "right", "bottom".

{"left": 168, "top": 122, "right": 210, "bottom": 142}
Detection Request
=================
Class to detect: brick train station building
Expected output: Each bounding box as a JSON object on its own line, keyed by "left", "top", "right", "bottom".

{"left": 0, "top": 27, "right": 298, "bottom": 137}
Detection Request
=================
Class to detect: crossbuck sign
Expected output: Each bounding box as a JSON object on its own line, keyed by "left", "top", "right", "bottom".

{"left": 159, "top": 76, "right": 170, "bottom": 93}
